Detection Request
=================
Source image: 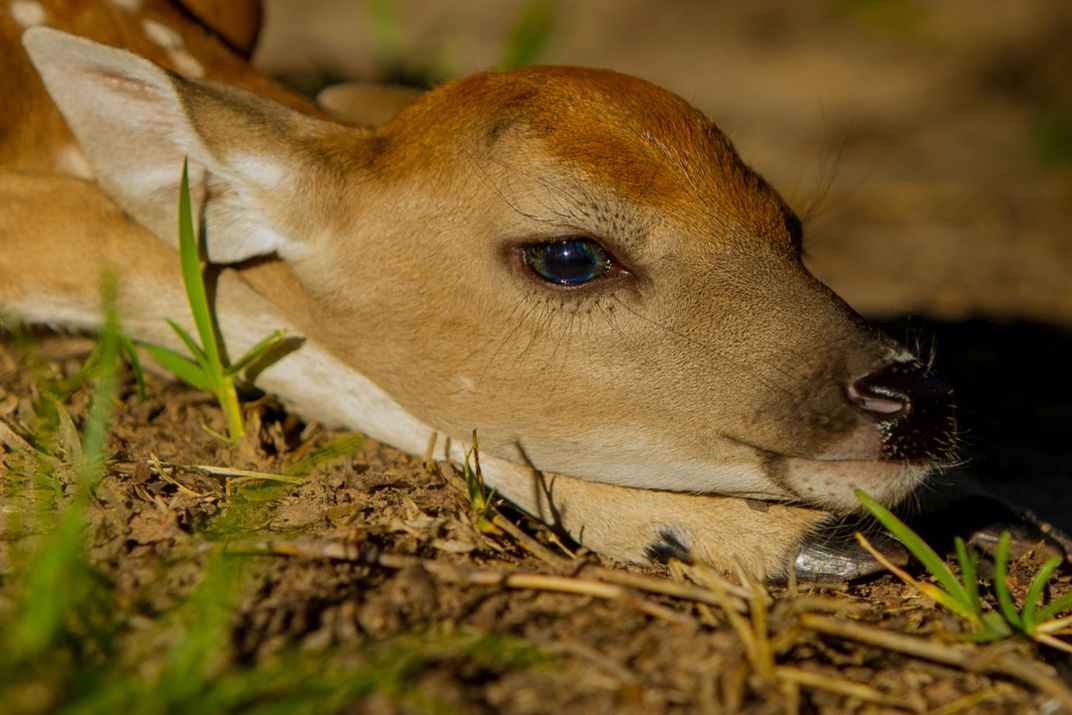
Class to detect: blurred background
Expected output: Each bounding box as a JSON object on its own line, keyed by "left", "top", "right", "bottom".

{"left": 254, "top": 0, "right": 1072, "bottom": 527}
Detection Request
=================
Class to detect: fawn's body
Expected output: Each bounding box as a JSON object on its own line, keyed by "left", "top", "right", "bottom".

{"left": 0, "top": 0, "right": 956, "bottom": 579}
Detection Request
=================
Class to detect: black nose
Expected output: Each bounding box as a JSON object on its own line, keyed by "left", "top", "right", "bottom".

{"left": 848, "top": 360, "right": 957, "bottom": 461}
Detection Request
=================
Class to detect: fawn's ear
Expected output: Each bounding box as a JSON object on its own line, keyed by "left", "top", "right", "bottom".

{"left": 23, "top": 27, "right": 354, "bottom": 264}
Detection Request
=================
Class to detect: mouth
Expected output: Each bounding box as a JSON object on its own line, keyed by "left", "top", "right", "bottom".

{"left": 723, "top": 417, "right": 952, "bottom": 513}
{"left": 645, "top": 447, "right": 937, "bottom": 515}
{"left": 776, "top": 454, "right": 935, "bottom": 512}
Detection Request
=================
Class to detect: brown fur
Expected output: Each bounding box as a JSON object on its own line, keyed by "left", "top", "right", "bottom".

{"left": 177, "top": 0, "right": 260, "bottom": 57}
{"left": 0, "top": 1, "right": 947, "bottom": 579}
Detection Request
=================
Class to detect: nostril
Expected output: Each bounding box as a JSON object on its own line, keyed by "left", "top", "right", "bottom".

{"left": 848, "top": 360, "right": 954, "bottom": 421}
{"left": 847, "top": 376, "right": 908, "bottom": 417}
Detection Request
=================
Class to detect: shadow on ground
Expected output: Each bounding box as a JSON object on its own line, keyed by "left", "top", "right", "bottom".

{"left": 880, "top": 316, "right": 1072, "bottom": 533}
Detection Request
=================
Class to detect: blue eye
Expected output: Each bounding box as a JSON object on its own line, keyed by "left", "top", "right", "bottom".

{"left": 523, "top": 239, "right": 612, "bottom": 286}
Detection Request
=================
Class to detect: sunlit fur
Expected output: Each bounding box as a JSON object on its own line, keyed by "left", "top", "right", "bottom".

{"left": 0, "top": 4, "right": 954, "bottom": 579}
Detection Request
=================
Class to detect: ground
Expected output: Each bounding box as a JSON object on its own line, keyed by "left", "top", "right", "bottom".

{"left": 2, "top": 336, "right": 1071, "bottom": 713}
{"left": 3, "top": 0, "right": 1072, "bottom": 713}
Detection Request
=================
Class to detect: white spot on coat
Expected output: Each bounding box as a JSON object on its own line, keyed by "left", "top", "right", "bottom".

{"left": 167, "top": 49, "right": 205, "bottom": 78}
{"left": 55, "top": 145, "right": 94, "bottom": 179}
{"left": 141, "top": 17, "right": 183, "bottom": 50}
{"left": 109, "top": 0, "right": 143, "bottom": 11}
{"left": 139, "top": 18, "right": 206, "bottom": 78}
{"left": 10, "top": 1, "right": 47, "bottom": 28}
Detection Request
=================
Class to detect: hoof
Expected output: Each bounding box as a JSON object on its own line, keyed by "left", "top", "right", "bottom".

{"left": 911, "top": 493, "right": 1069, "bottom": 564}
{"left": 791, "top": 491, "right": 1071, "bottom": 585}
{"left": 792, "top": 530, "right": 907, "bottom": 582}
{"left": 965, "top": 510, "right": 1069, "bottom": 562}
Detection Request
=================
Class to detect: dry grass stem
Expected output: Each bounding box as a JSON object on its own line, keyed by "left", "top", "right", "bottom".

{"left": 799, "top": 614, "right": 1072, "bottom": 710}
{"left": 775, "top": 666, "right": 908, "bottom": 710}
{"left": 225, "top": 539, "right": 696, "bottom": 626}
{"left": 681, "top": 561, "right": 757, "bottom": 602}
{"left": 926, "top": 686, "right": 1004, "bottom": 715}
{"left": 114, "top": 458, "right": 304, "bottom": 483}
{"left": 147, "top": 453, "right": 210, "bottom": 497}
{"left": 0, "top": 419, "right": 34, "bottom": 453}
{"left": 856, "top": 531, "right": 928, "bottom": 593}
{"left": 488, "top": 512, "right": 568, "bottom": 566}
{"left": 691, "top": 562, "right": 764, "bottom": 673}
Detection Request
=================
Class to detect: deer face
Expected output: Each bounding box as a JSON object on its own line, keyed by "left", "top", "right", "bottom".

{"left": 291, "top": 68, "right": 957, "bottom": 512}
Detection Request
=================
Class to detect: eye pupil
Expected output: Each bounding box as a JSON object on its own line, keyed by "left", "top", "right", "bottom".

{"left": 524, "top": 239, "right": 611, "bottom": 286}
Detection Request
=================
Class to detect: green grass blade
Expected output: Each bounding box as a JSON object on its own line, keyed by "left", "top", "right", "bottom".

{"left": 1038, "top": 590, "right": 1072, "bottom": 623}
{"left": 79, "top": 274, "right": 122, "bottom": 482}
{"left": 165, "top": 318, "right": 208, "bottom": 368}
{"left": 977, "top": 611, "right": 1012, "bottom": 640}
{"left": 118, "top": 335, "right": 147, "bottom": 400}
{"left": 224, "top": 330, "right": 285, "bottom": 378}
{"left": 285, "top": 433, "right": 365, "bottom": 477}
{"left": 1023, "top": 556, "right": 1062, "bottom": 627}
{"left": 992, "top": 531, "right": 1023, "bottom": 630}
{"left": 855, "top": 489, "right": 970, "bottom": 604}
{"left": 367, "top": 0, "right": 402, "bottom": 64}
{"left": 500, "top": 0, "right": 558, "bottom": 69}
{"left": 139, "top": 342, "right": 213, "bottom": 393}
{"left": 158, "top": 557, "right": 246, "bottom": 702}
{"left": 177, "top": 159, "right": 223, "bottom": 374}
{"left": 218, "top": 378, "right": 245, "bottom": 441}
{"left": 954, "top": 537, "right": 983, "bottom": 616}
{"left": 11, "top": 505, "right": 89, "bottom": 659}
{"left": 914, "top": 581, "right": 977, "bottom": 621}
{"left": 10, "top": 274, "right": 122, "bottom": 658}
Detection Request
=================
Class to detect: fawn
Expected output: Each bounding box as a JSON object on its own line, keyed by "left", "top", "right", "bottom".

{"left": 0, "top": 0, "right": 957, "bottom": 580}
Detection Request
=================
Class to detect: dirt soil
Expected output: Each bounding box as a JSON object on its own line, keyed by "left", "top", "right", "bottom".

{"left": 2, "top": 336, "right": 1071, "bottom": 714}
{"left": 4, "top": 1, "right": 1072, "bottom": 713}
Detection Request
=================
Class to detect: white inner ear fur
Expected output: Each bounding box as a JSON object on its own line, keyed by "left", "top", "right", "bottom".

{"left": 200, "top": 171, "right": 301, "bottom": 264}
{"left": 22, "top": 27, "right": 302, "bottom": 264}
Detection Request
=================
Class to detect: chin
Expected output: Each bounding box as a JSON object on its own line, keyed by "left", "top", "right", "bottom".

{"left": 782, "top": 457, "right": 934, "bottom": 513}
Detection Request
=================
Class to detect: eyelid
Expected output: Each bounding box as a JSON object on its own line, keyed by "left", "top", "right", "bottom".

{"left": 508, "top": 229, "right": 635, "bottom": 273}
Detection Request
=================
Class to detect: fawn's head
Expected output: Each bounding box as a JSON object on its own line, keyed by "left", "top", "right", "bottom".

{"left": 23, "top": 27, "right": 956, "bottom": 512}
